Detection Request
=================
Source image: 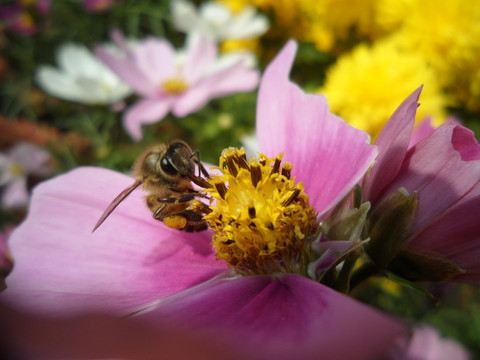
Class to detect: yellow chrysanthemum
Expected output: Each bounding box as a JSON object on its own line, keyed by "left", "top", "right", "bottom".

{"left": 220, "top": 38, "right": 260, "bottom": 55}
{"left": 378, "top": 0, "right": 480, "bottom": 111}
{"left": 468, "top": 70, "right": 480, "bottom": 113}
{"left": 305, "top": 0, "right": 384, "bottom": 51}
{"left": 320, "top": 39, "right": 448, "bottom": 139}
{"left": 219, "top": 0, "right": 309, "bottom": 38}
{"left": 219, "top": 0, "right": 385, "bottom": 52}
{"left": 374, "top": 0, "right": 416, "bottom": 34}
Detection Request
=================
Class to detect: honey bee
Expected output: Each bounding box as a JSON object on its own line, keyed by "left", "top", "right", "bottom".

{"left": 92, "top": 140, "right": 212, "bottom": 233}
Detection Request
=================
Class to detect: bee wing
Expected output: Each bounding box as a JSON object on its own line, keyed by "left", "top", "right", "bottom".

{"left": 92, "top": 180, "right": 142, "bottom": 232}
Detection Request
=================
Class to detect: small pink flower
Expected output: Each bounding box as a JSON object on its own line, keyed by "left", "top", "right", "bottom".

{"left": 0, "top": 142, "right": 52, "bottom": 209}
{"left": 391, "top": 326, "right": 470, "bottom": 360}
{"left": 1, "top": 42, "right": 406, "bottom": 358}
{"left": 0, "top": 4, "right": 37, "bottom": 35}
{"left": 82, "top": 0, "right": 114, "bottom": 12}
{"left": 364, "top": 87, "right": 480, "bottom": 282}
{"left": 96, "top": 32, "right": 260, "bottom": 140}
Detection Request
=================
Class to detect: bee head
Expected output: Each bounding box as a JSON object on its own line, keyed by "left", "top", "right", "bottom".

{"left": 138, "top": 141, "right": 195, "bottom": 181}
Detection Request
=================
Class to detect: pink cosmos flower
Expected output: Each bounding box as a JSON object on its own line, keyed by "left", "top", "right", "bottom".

{"left": 96, "top": 32, "right": 260, "bottom": 141}
{"left": 391, "top": 326, "right": 471, "bottom": 360}
{"left": 363, "top": 87, "right": 480, "bottom": 282}
{"left": 0, "top": 142, "right": 52, "bottom": 209}
{"left": 0, "top": 41, "right": 406, "bottom": 358}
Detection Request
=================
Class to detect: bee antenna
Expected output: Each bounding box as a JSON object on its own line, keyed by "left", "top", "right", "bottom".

{"left": 92, "top": 180, "right": 142, "bottom": 233}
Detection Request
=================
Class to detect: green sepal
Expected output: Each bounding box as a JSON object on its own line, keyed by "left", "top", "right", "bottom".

{"left": 326, "top": 202, "right": 371, "bottom": 242}
{"left": 366, "top": 188, "right": 418, "bottom": 268}
{"left": 389, "top": 248, "right": 466, "bottom": 282}
{"left": 385, "top": 271, "right": 439, "bottom": 305}
{"left": 317, "top": 239, "right": 370, "bottom": 288}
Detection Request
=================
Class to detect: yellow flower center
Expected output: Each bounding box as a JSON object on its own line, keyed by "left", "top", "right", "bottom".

{"left": 198, "top": 147, "right": 318, "bottom": 276}
{"left": 161, "top": 78, "right": 188, "bottom": 95}
{"left": 10, "top": 163, "right": 24, "bottom": 177}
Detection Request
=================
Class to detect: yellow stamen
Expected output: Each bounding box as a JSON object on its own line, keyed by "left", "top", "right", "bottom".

{"left": 161, "top": 78, "right": 188, "bottom": 95}
{"left": 196, "top": 147, "right": 318, "bottom": 276}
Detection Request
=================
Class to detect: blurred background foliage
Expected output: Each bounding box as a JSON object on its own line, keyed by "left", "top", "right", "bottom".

{"left": 1, "top": 0, "right": 480, "bottom": 357}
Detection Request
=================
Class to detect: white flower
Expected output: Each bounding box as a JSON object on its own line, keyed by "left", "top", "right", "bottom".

{"left": 0, "top": 142, "right": 52, "bottom": 209}
{"left": 171, "top": 0, "right": 269, "bottom": 41}
{"left": 35, "top": 43, "right": 132, "bottom": 105}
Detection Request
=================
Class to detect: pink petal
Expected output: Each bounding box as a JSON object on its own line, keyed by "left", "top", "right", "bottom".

{"left": 382, "top": 124, "right": 480, "bottom": 234}
{"left": 207, "top": 60, "right": 259, "bottom": 98}
{"left": 132, "top": 38, "right": 177, "bottom": 84}
{"left": 364, "top": 87, "right": 422, "bottom": 204}
{"left": 409, "top": 180, "right": 480, "bottom": 282}
{"left": 256, "top": 40, "right": 377, "bottom": 216}
{"left": 182, "top": 33, "right": 217, "bottom": 84}
{"left": 172, "top": 61, "right": 258, "bottom": 117}
{"left": 123, "top": 98, "right": 172, "bottom": 141}
{"left": 1, "top": 167, "right": 226, "bottom": 315}
{"left": 138, "top": 274, "right": 406, "bottom": 359}
{"left": 109, "top": 28, "right": 131, "bottom": 56}
{"left": 2, "top": 178, "right": 28, "bottom": 209}
{"left": 0, "top": 302, "right": 260, "bottom": 360}
{"left": 452, "top": 125, "right": 480, "bottom": 161}
{"left": 95, "top": 47, "right": 156, "bottom": 97}
{"left": 408, "top": 116, "right": 435, "bottom": 149}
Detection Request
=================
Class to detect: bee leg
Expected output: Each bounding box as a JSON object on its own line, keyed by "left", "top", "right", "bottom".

{"left": 158, "top": 194, "right": 196, "bottom": 204}
{"left": 153, "top": 203, "right": 167, "bottom": 220}
{"left": 179, "top": 210, "right": 208, "bottom": 232}
{"left": 167, "top": 186, "right": 209, "bottom": 198}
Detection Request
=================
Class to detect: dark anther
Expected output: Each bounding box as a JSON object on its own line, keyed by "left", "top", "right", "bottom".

{"left": 235, "top": 153, "right": 250, "bottom": 170}
{"left": 282, "top": 188, "right": 301, "bottom": 207}
{"left": 224, "top": 156, "right": 238, "bottom": 177}
{"left": 250, "top": 163, "right": 262, "bottom": 187}
{"left": 271, "top": 157, "right": 281, "bottom": 174}
{"left": 281, "top": 164, "right": 292, "bottom": 179}
{"left": 214, "top": 182, "right": 228, "bottom": 200}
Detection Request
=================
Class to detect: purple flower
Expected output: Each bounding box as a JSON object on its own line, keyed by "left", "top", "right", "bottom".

{"left": 0, "top": 0, "right": 50, "bottom": 35}
{"left": 0, "top": 142, "right": 52, "bottom": 209}
{"left": 1, "top": 42, "right": 406, "bottom": 358}
{"left": 0, "top": 4, "right": 37, "bottom": 35}
{"left": 96, "top": 32, "right": 260, "bottom": 140}
{"left": 363, "top": 87, "right": 480, "bottom": 282}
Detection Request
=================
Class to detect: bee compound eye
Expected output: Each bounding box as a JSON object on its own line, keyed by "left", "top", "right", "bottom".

{"left": 161, "top": 155, "right": 179, "bottom": 175}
